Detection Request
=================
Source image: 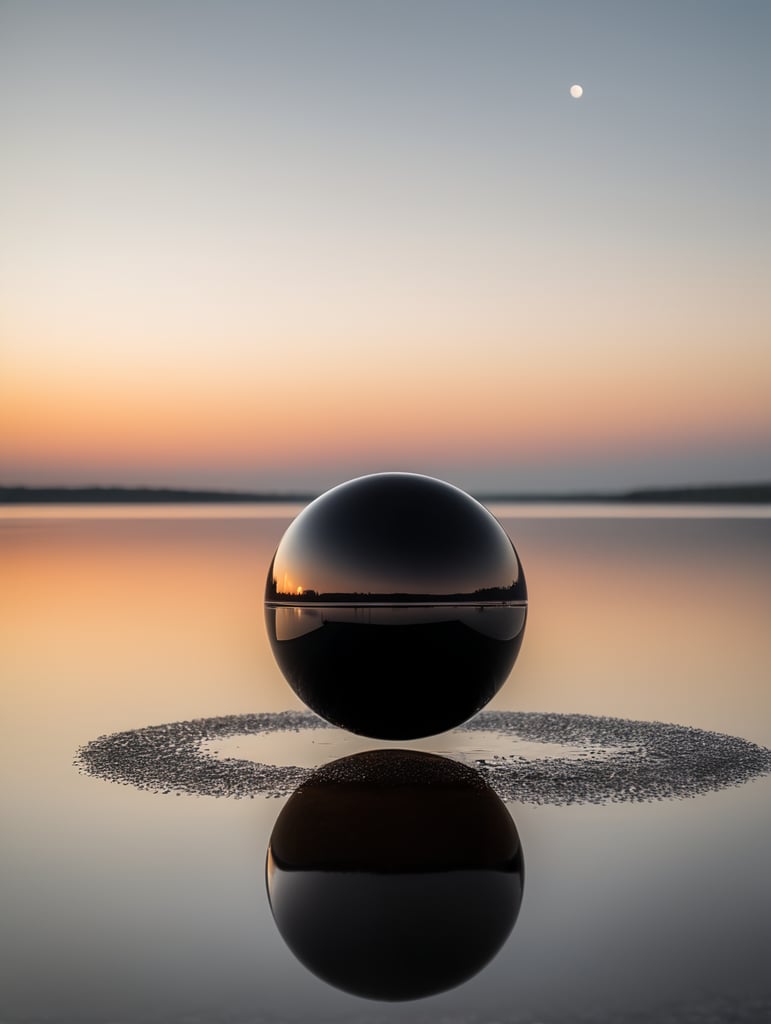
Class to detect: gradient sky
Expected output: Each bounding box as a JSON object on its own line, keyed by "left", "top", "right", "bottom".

{"left": 2, "top": 0, "right": 769, "bottom": 493}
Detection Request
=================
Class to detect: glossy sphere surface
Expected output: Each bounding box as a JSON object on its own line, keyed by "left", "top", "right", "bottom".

{"left": 266, "top": 749, "right": 524, "bottom": 1001}
{"left": 265, "top": 473, "right": 527, "bottom": 739}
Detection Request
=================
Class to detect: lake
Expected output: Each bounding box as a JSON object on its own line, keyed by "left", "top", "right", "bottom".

{"left": 2, "top": 504, "right": 770, "bottom": 1023}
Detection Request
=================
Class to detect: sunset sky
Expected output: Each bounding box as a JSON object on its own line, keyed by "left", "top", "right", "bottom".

{"left": 2, "top": 0, "right": 769, "bottom": 493}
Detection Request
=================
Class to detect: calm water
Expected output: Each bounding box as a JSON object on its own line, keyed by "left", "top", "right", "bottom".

{"left": 2, "top": 505, "right": 770, "bottom": 1023}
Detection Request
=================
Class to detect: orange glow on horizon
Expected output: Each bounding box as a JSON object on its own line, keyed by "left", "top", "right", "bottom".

{"left": 3, "top": 346, "right": 770, "bottom": 484}
{"left": 3, "top": 301, "right": 771, "bottom": 488}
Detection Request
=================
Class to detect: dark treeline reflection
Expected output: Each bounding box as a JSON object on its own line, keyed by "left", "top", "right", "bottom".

{"left": 266, "top": 749, "right": 524, "bottom": 1002}
{"left": 266, "top": 581, "right": 525, "bottom": 603}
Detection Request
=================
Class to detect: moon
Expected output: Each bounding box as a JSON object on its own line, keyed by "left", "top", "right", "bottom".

{"left": 570, "top": 84, "right": 584, "bottom": 99}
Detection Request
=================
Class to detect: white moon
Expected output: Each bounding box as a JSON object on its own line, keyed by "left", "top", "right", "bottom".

{"left": 570, "top": 84, "right": 584, "bottom": 99}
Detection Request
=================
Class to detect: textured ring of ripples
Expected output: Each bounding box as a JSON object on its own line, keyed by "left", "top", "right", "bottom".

{"left": 75, "top": 710, "right": 771, "bottom": 806}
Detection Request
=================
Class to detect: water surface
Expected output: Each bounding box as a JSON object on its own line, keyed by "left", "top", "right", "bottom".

{"left": 2, "top": 505, "right": 770, "bottom": 1022}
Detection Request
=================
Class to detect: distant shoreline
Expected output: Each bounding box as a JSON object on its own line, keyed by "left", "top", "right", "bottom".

{"left": 2, "top": 483, "right": 770, "bottom": 504}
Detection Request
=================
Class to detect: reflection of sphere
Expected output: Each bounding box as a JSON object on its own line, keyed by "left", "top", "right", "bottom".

{"left": 264, "top": 473, "right": 527, "bottom": 739}
{"left": 266, "top": 749, "right": 524, "bottom": 1001}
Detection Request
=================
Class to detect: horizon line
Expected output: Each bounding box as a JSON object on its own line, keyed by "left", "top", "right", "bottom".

{"left": 2, "top": 482, "right": 771, "bottom": 504}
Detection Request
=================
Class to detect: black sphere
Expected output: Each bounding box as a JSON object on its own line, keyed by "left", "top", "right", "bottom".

{"left": 266, "top": 749, "right": 524, "bottom": 1001}
{"left": 264, "top": 473, "right": 527, "bottom": 739}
